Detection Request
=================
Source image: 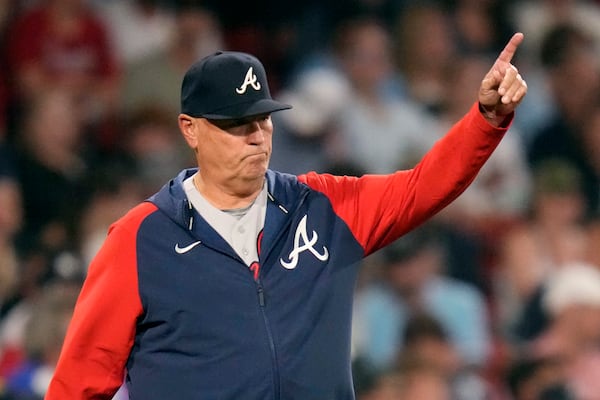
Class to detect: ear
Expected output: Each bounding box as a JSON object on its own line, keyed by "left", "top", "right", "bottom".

{"left": 178, "top": 114, "right": 198, "bottom": 149}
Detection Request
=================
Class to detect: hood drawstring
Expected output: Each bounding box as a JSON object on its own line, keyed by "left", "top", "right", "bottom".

{"left": 187, "top": 200, "right": 194, "bottom": 230}
{"left": 268, "top": 191, "right": 288, "bottom": 214}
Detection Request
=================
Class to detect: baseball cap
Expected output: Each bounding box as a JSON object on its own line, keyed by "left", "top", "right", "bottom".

{"left": 543, "top": 263, "right": 600, "bottom": 316}
{"left": 181, "top": 51, "right": 292, "bottom": 120}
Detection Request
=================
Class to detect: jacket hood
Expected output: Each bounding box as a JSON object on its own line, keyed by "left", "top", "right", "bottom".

{"left": 147, "top": 168, "right": 197, "bottom": 230}
{"left": 147, "top": 168, "right": 311, "bottom": 231}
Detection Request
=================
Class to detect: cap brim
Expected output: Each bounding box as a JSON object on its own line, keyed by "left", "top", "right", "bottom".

{"left": 200, "top": 99, "right": 292, "bottom": 120}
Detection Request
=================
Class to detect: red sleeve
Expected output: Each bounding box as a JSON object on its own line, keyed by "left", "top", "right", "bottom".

{"left": 298, "top": 102, "right": 510, "bottom": 256}
{"left": 45, "top": 203, "right": 155, "bottom": 399}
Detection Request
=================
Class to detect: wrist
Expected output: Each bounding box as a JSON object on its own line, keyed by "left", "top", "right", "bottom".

{"left": 478, "top": 103, "right": 509, "bottom": 127}
{"left": 479, "top": 103, "right": 497, "bottom": 120}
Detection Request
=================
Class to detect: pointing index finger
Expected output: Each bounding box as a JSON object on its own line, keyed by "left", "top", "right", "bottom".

{"left": 496, "top": 32, "right": 524, "bottom": 64}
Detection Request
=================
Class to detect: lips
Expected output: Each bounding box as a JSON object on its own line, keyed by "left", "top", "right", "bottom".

{"left": 245, "top": 152, "right": 268, "bottom": 160}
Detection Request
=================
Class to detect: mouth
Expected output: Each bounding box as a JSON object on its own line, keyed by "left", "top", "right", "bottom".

{"left": 245, "top": 152, "right": 268, "bottom": 160}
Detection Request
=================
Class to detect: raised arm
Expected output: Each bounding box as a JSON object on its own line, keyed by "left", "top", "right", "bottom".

{"left": 300, "top": 34, "right": 528, "bottom": 255}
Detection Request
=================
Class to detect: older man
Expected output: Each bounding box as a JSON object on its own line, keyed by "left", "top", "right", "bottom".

{"left": 46, "top": 33, "right": 527, "bottom": 399}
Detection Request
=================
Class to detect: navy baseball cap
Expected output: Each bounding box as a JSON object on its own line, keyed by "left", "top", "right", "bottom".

{"left": 181, "top": 51, "right": 292, "bottom": 120}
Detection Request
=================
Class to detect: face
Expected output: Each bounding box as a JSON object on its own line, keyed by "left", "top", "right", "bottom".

{"left": 341, "top": 22, "right": 391, "bottom": 92}
{"left": 386, "top": 247, "right": 440, "bottom": 294}
{"left": 179, "top": 113, "right": 273, "bottom": 191}
{"left": 28, "top": 91, "right": 81, "bottom": 151}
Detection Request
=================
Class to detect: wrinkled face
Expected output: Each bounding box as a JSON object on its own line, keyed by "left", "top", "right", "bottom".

{"left": 180, "top": 113, "right": 273, "bottom": 187}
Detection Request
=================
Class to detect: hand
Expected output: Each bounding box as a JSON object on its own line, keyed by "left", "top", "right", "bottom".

{"left": 479, "top": 32, "right": 528, "bottom": 126}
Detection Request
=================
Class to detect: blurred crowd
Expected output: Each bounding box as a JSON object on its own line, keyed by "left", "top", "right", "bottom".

{"left": 0, "top": 0, "right": 600, "bottom": 399}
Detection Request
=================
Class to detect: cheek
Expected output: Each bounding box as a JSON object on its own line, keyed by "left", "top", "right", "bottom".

{"left": 199, "top": 135, "right": 251, "bottom": 171}
{"left": 265, "top": 132, "right": 274, "bottom": 152}
{"left": 201, "top": 142, "right": 228, "bottom": 163}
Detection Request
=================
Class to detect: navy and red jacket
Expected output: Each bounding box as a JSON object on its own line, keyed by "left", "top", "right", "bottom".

{"left": 46, "top": 103, "right": 510, "bottom": 399}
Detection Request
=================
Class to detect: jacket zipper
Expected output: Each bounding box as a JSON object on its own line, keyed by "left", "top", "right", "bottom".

{"left": 254, "top": 191, "right": 307, "bottom": 400}
{"left": 256, "top": 280, "right": 280, "bottom": 400}
{"left": 182, "top": 187, "right": 309, "bottom": 400}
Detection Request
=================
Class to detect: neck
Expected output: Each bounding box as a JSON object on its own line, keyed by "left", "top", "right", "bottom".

{"left": 194, "top": 173, "right": 264, "bottom": 210}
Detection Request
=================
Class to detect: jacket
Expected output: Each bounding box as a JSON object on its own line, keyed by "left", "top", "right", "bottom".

{"left": 46, "top": 103, "right": 509, "bottom": 399}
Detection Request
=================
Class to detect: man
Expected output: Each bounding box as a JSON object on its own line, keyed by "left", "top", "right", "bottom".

{"left": 46, "top": 33, "right": 527, "bottom": 399}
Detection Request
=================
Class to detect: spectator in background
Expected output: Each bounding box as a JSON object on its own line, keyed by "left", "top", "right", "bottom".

{"left": 510, "top": 0, "right": 600, "bottom": 65}
{"left": 496, "top": 159, "right": 591, "bottom": 342}
{"left": 582, "top": 101, "right": 600, "bottom": 268}
{"left": 393, "top": 3, "right": 456, "bottom": 115}
{"left": 527, "top": 24, "right": 600, "bottom": 218}
{"left": 120, "top": 2, "right": 223, "bottom": 117}
{"left": 78, "top": 169, "right": 144, "bottom": 271}
{"left": 450, "top": 0, "right": 515, "bottom": 57}
{"left": 353, "top": 223, "right": 492, "bottom": 374}
{"left": 6, "top": 0, "right": 120, "bottom": 151}
{"left": 527, "top": 263, "right": 600, "bottom": 400}
{"left": 270, "top": 65, "right": 351, "bottom": 175}
{"left": 12, "top": 90, "right": 89, "bottom": 299}
{"left": 2, "top": 280, "right": 80, "bottom": 400}
{"left": 367, "top": 360, "right": 452, "bottom": 400}
{"left": 268, "top": 8, "right": 419, "bottom": 177}
{"left": 332, "top": 16, "right": 440, "bottom": 174}
{"left": 93, "top": 0, "right": 175, "bottom": 66}
{"left": 119, "top": 106, "right": 192, "bottom": 196}
{"left": 0, "top": 178, "right": 22, "bottom": 317}
{"left": 398, "top": 313, "right": 490, "bottom": 400}
{"left": 579, "top": 100, "right": 600, "bottom": 196}
{"left": 505, "top": 356, "right": 572, "bottom": 400}
{"left": 208, "top": 0, "right": 318, "bottom": 92}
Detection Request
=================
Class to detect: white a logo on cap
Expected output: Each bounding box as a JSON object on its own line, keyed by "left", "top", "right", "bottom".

{"left": 236, "top": 67, "right": 261, "bottom": 94}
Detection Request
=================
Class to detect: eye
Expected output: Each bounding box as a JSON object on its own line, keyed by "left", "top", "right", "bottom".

{"left": 257, "top": 114, "right": 271, "bottom": 126}
{"left": 207, "top": 119, "right": 243, "bottom": 130}
{"left": 207, "top": 114, "right": 271, "bottom": 132}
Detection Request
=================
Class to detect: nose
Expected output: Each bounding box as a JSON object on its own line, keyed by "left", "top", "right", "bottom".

{"left": 246, "top": 121, "right": 265, "bottom": 145}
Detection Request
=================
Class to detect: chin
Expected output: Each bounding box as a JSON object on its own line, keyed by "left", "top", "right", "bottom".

{"left": 246, "top": 157, "right": 269, "bottom": 173}
{"left": 252, "top": 168, "right": 268, "bottom": 179}
{"left": 241, "top": 165, "right": 267, "bottom": 180}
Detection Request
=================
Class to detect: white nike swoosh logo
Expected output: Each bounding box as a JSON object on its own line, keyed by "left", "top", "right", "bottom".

{"left": 175, "top": 241, "right": 202, "bottom": 254}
